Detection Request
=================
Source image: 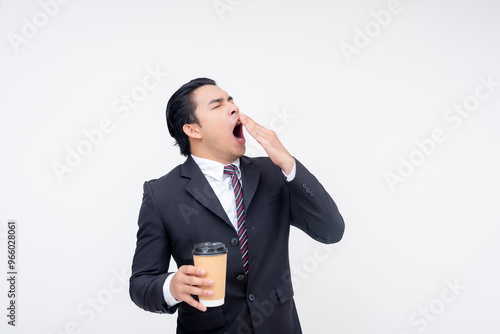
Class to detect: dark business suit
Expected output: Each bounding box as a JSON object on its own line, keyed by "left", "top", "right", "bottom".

{"left": 130, "top": 155, "right": 344, "bottom": 333}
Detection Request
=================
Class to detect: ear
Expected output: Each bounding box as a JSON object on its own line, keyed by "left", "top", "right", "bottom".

{"left": 182, "top": 123, "right": 202, "bottom": 139}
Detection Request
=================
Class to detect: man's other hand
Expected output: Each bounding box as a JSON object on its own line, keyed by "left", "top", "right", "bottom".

{"left": 170, "top": 265, "right": 214, "bottom": 312}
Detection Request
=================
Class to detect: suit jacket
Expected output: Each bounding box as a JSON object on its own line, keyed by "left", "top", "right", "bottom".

{"left": 129, "top": 155, "right": 345, "bottom": 333}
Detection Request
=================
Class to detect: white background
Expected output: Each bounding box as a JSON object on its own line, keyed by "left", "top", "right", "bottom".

{"left": 1, "top": 0, "right": 499, "bottom": 333}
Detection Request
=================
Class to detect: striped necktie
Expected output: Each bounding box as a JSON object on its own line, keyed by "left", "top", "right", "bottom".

{"left": 224, "top": 164, "right": 249, "bottom": 275}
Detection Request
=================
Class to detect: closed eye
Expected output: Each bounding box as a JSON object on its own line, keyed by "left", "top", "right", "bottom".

{"left": 208, "top": 96, "right": 233, "bottom": 109}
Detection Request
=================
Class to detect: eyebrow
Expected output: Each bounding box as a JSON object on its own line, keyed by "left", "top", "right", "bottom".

{"left": 208, "top": 96, "right": 233, "bottom": 106}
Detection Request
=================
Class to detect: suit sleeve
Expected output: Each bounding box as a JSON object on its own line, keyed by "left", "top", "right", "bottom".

{"left": 129, "top": 181, "right": 178, "bottom": 314}
{"left": 287, "top": 159, "right": 345, "bottom": 244}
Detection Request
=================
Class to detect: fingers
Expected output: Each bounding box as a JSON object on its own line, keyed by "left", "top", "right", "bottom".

{"left": 178, "top": 285, "right": 213, "bottom": 312}
{"left": 184, "top": 296, "right": 208, "bottom": 312}
{"left": 177, "top": 266, "right": 214, "bottom": 288}
{"left": 240, "top": 113, "right": 274, "bottom": 144}
{"left": 240, "top": 113, "right": 294, "bottom": 174}
{"left": 179, "top": 265, "right": 206, "bottom": 278}
{"left": 240, "top": 113, "right": 260, "bottom": 135}
{"left": 178, "top": 265, "right": 214, "bottom": 287}
{"left": 170, "top": 265, "right": 214, "bottom": 312}
{"left": 239, "top": 113, "right": 257, "bottom": 131}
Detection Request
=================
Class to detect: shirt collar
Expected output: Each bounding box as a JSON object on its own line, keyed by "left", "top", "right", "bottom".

{"left": 191, "top": 155, "right": 241, "bottom": 181}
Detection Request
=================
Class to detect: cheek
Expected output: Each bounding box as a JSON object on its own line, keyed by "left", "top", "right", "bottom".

{"left": 203, "top": 126, "right": 230, "bottom": 144}
{"left": 200, "top": 117, "right": 232, "bottom": 142}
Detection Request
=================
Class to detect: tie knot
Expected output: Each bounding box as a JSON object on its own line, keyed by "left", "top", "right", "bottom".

{"left": 224, "top": 164, "right": 236, "bottom": 175}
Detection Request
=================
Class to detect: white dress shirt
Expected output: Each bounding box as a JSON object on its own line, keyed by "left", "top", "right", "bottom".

{"left": 191, "top": 156, "right": 243, "bottom": 231}
{"left": 163, "top": 155, "right": 296, "bottom": 307}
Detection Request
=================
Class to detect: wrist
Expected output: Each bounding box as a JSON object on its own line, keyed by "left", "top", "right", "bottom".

{"left": 164, "top": 272, "right": 182, "bottom": 306}
{"left": 279, "top": 155, "right": 294, "bottom": 176}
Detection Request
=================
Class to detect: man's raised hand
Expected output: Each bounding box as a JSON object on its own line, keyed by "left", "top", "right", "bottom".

{"left": 240, "top": 113, "right": 294, "bottom": 175}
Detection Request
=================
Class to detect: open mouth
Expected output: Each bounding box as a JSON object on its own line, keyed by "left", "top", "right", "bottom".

{"left": 233, "top": 120, "right": 245, "bottom": 142}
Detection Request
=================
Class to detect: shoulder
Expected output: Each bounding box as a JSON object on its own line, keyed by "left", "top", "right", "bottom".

{"left": 241, "top": 156, "right": 284, "bottom": 182}
{"left": 144, "top": 163, "right": 184, "bottom": 191}
{"left": 241, "top": 156, "right": 276, "bottom": 169}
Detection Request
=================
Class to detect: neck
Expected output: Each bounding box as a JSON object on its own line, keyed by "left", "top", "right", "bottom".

{"left": 190, "top": 148, "right": 240, "bottom": 165}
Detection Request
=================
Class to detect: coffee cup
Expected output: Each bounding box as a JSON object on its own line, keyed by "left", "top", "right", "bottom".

{"left": 192, "top": 242, "right": 228, "bottom": 307}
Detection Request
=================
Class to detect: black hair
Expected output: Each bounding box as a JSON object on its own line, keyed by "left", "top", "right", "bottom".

{"left": 166, "top": 78, "right": 217, "bottom": 156}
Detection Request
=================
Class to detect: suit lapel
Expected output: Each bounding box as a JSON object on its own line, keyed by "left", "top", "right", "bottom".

{"left": 240, "top": 156, "right": 261, "bottom": 210}
{"left": 180, "top": 155, "right": 262, "bottom": 227}
{"left": 181, "top": 156, "right": 232, "bottom": 228}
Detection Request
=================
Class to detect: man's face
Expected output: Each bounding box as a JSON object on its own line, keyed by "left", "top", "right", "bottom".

{"left": 189, "top": 84, "right": 246, "bottom": 163}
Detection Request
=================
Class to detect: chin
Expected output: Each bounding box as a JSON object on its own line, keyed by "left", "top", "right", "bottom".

{"left": 233, "top": 147, "right": 246, "bottom": 158}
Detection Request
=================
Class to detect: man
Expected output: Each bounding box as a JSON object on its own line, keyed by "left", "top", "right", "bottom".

{"left": 129, "top": 78, "right": 344, "bottom": 333}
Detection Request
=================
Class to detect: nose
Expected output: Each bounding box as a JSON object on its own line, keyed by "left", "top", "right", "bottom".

{"left": 229, "top": 104, "right": 240, "bottom": 116}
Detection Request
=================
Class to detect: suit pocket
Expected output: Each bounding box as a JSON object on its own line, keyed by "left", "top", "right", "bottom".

{"left": 271, "top": 279, "right": 294, "bottom": 304}
{"left": 178, "top": 306, "right": 226, "bottom": 332}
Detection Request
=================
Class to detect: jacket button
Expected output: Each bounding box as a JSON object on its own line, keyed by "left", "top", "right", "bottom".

{"left": 302, "top": 183, "right": 307, "bottom": 189}
{"left": 231, "top": 238, "right": 239, "bottom": 246}
{"left": 236, "top": 274, "right": 246, "bottom": 281}
{"left": 248, "top": 294, "right": 255, "bottom": 302}
{"left": 305, "top": 187, "right": 311, "bottom": 194}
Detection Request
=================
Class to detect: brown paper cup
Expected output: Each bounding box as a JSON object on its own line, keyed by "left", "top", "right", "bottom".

{"left": 192, "top": 242, "right": 228, "bottom": 307}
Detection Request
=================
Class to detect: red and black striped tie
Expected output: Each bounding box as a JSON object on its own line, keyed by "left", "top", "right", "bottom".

{"left": 224, "top": 164, "right": 249, "bottom": 275}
